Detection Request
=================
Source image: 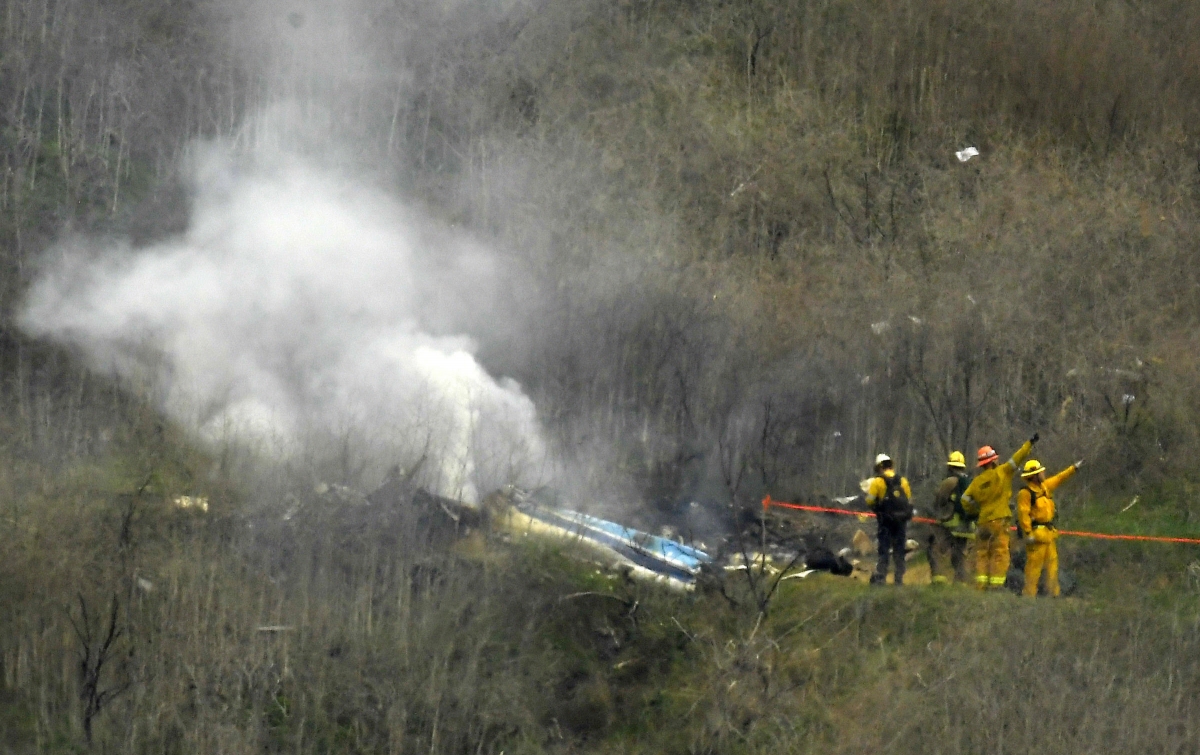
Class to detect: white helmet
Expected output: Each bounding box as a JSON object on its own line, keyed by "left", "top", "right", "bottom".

{"left": 874, "top": 453, "right": 892, "bottom": 467}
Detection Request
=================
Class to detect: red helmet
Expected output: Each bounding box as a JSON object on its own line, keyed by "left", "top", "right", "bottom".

{"left": 977, "top": 445, "right": 999, "bottom": 467}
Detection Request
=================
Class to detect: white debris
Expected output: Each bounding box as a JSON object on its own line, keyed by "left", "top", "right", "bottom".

{"left": 136, "top": 577, "right": 154, "bottom": 593}
{"left": 870, "top": 320, "right": 890, "bottom": 335}
{"left": 282, "top": 493, "right": 301, "bottom": 521}
{"left": 1122, "top": 393, "right": 1136, "bottom": 406}
{"left": 173, "top": 495, "right": 209, "bottom": 513}
{"left": 908, "top": 315, "right": 923, "bottom": 325}
{"left": 955, "top": 146, "right": 980, "bottom": 162}
{"left": 780, "top": 569, "right": 817, "bottom": 581}
{"left": 1187, "top": 561, "right": 1200, "bottom": 592}
{"left": 852, "top": 529, "right": 873, "bottom": 557}
{"left": 1101, "top": 367, "right": 1141, "bottom": 379}
{"left": 256, "top": 626, "right": 295, "bottom": 633}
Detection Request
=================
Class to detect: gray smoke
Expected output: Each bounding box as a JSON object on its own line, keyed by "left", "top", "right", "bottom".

{"left": 20, "top": 144, "right": 546, "bottom": 502}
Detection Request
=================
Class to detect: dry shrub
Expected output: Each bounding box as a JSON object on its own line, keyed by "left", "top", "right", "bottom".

{"left": 844, "top": 598, "right": 1200, "bottom": 754}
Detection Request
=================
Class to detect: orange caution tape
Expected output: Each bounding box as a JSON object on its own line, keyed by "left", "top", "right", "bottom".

{"left": 761, "top": 496, "right": 1200, "bottom": 545}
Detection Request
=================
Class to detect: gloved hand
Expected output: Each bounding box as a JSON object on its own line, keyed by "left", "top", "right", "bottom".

{"left": 1074, "top": 459, "right": 1085, "bottom": 469}
{"left": 1029, "top": 432, "right": 1040, "bottom": 445}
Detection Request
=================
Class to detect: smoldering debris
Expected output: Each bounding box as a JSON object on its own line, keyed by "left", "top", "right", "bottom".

{"left": 19, "top": 145, "right": 546, "bottom": 503}
{"left": 493, "top": 487, "right": 866, "bottom": 587}
{"left": 258, "top": 474, "right": 872, "bottom": 592}
{"left": 491, "top": 486, "right": 714, "bottom": 588}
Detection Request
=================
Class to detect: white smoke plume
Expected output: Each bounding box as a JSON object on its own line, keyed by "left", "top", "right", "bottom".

{"left": 20, "top": 145, "right": 546, "bottom": 503}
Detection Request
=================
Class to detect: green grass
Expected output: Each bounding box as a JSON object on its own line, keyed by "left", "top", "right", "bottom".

{"left": 1065, "top": 482, "right": 1200, "bottom": 539}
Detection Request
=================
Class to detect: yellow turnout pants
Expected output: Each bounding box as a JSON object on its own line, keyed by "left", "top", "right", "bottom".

{"left": 974, "top": 519, "right": 1010, "bottom": 590}
{"left": 1023, "top": 528, "right": 1060, "bottom": 597}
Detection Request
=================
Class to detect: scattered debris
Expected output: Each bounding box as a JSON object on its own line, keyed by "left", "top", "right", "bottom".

{"left": 282, "top": 493, "right": 301, "bottom": 521}
{"left": 779, "top": 569, "right": 817, "bottom": 581}
{"left": 315, "top": 482, "right": 369, "bottom": 506}
{"left": 852, "top": 529, "right": 873, "bottom": 557}
{"left": 870, "top": 320, "right": 890, "bottom": 335}
{"left": 904, "top": 538, "right": 920, "bottom": 561}
{"left": 729, "top": 166, "right": 763, "bottom": 197}
{"left": 172, "top": 495, "right": 209, "bottom": 513}
{"left": 955, "top": 146, "right": 980, "bottom": 162}
{"left": 495, "top": 487, "right": 712, "bottom": 588}
{"left": 1100, "top": 367, "right": 1142, "bottom": 380}
{"left": 803, "top": 547, "right": 854, "bottom": 576}
{"left": 1187, "top": 561, "right": 1200, "bottom": 592}
{"left": 1120, "top": 495, "right": 1140, "bottom": 513}
{"left": 135, "top": 577, "right": 154, "bottom": 594}
{"left": 256, "top": 625, "right": 294, "bottom": 633}
{"left": 269, "top": 472, "right": 488, "bottom": 564}
{"left": 1122, "top": 393, "right": 1136, "bottom": 406}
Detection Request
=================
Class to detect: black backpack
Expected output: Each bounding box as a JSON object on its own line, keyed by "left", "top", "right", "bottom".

{"left": 877, "top": 475, "right": 914, "bottom": 524}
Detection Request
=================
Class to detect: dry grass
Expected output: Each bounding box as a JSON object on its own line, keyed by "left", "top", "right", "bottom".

{"left": 5, "top": 441, "right": 1200, "bottom": 755}
{"left": 4, "top": 2, "right": 1200, "bottom": 750}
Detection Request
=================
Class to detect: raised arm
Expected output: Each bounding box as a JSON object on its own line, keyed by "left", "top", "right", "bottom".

{"left": 1043, "top": 462, "right": 1080, "bottom": 493}
{"left": 1006, "top": 438, "right": 1035, "bottom": 471}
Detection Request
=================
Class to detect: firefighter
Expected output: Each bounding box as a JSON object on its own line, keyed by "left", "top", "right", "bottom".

{"left": 1017, "top": 458, "right": 1083, "bottom": 597}
{"left": 864, "top": 454, "right": 914, "bottom": 586}
{"left": 927, "top": 451, "right": 973, "bottom": 584}
{"left": 961, "top": 434, "right": 1038, "bottom": 590}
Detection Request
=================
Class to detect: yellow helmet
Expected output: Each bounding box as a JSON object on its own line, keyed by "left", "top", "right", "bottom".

{"left": 947, "top": 451, "right": 967, "bottom": 469}
{"left": 1021, "top": 459, "right": 1046, "bottom": 478}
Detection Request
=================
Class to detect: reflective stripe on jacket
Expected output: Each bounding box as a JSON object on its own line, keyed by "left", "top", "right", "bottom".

{"left": 961, "top": 441, "right": 1033, "bottom": 523}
